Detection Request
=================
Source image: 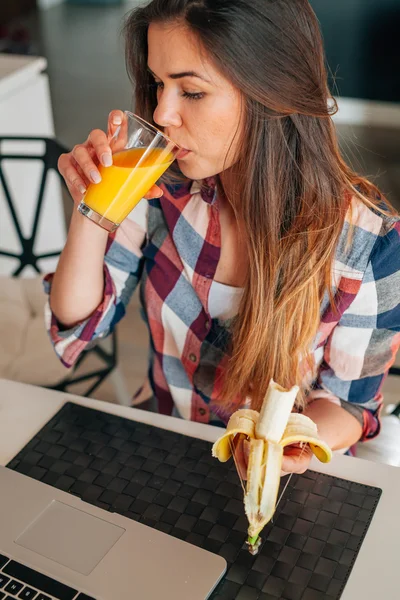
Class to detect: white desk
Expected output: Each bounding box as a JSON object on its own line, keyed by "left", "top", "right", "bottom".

{"left": 0, "top": 378, "right": 398, "bottom": 600}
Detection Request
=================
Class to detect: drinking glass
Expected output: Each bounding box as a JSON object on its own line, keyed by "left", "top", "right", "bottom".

{"left": 78, "top": 111, "right": 181, "bottom": 232}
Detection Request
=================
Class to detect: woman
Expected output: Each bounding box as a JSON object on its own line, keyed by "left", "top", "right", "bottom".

{"left": 46, "top": 0, "right": 400, "bottom": 476}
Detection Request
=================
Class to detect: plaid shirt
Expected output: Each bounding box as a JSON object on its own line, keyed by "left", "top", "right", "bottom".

{"left": 44, "top": 178, "right": 400, "bottom": 440}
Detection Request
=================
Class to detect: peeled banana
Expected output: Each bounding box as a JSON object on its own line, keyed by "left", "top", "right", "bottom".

{"left": 212, "top": 379, "right": 332, "bottom": 553}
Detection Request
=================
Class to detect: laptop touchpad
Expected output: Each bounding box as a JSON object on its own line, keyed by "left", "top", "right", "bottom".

{"left": 15, "top": 500, "right": 125, "bottom": 575}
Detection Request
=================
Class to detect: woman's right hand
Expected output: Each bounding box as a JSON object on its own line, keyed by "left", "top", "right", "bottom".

{"left": 58, "top": 109, "right": 164, "bottom": 206}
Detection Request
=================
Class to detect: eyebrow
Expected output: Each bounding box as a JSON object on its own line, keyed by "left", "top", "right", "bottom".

{"left": 147, "top": 67, "right": 210, "bottom": 83}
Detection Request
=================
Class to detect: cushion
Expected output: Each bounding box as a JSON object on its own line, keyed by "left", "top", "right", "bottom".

{"left": 0, "top": 276, "right": 70, "bottom": 386}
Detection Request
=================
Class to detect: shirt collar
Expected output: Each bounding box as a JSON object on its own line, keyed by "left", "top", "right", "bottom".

{"left": 190, "top": 177, "right": 218, "bottom": 205}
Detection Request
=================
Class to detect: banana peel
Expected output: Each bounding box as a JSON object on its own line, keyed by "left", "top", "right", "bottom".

{"left": 212, "top": 379, "right": 332, "bottom": 553}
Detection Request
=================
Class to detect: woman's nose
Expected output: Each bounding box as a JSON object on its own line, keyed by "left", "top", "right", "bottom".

{"left": 153, "top": 94, "right": 182, "bottom": 129}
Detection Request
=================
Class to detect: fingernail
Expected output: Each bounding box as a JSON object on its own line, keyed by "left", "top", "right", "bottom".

{"left": 90, "top": 170, "right": 101, "bottom": 184}
{"left": 101, "top": 152, "right": 112, "bottom": 167}
{"left": 113, "top": 115, "right": 122, "bottom": 125}
{"left": 156, "top": 191, "right": 164, "bottom": 198}
{"left": 78, "top": 185, "right": 86, "bottom": 195}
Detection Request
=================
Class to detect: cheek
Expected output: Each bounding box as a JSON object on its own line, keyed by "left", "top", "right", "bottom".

{"left": 191, "top": 118, "right": 240, "bottom": 166}
{"left": 185, "top": 95, "right": 240, "bottom": 143}
{"left": 203, "top": 99, "right": 242, "bottom": 161}
{"left": 179, "top": 95, "right": 242, "bottom": 176}
{"left": 207, "top": 118, "right": 241, "bottom": 170}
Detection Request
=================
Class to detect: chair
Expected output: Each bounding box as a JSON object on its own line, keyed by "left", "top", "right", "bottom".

{"left": 355, "top": 364, "right": 400, "bottom": 466}
{"left": 0, "top": 136, "right": 130, "bottom": 403}
{"left": 388, "top": 367, "right": 400, "bottom": 417}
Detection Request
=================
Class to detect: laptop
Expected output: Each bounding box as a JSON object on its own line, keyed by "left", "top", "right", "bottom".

{"left": 0, "top": 466, "right": 226, "bottom": 600}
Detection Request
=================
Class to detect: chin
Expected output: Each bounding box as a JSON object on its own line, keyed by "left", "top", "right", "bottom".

{"left": 177, "top": 161, "right": 219, "bottom": 181}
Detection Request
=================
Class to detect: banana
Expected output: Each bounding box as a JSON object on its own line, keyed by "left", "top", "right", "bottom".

{"left": 211, "top": 409, "right": 259, "bottom": 462}
{"left": 212, "top": 379, "right": 332, "bottom": 554}
{"left": 255, "top": 380, "right": 299, "bottom": 443}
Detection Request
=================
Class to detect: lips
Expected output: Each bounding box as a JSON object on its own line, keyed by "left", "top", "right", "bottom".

{"left": 176, "top": 148, "right": 191, "bottom": 159}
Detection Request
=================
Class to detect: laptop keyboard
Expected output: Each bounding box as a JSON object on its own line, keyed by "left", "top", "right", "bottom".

{"left": 0, "top": 554, "right": 94, "bottom": 600}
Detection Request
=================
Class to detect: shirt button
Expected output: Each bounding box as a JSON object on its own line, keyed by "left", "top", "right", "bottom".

{"left": 198, "top": 408, "right": 206, "bottom": 416}
{"left": 205, "top": 320, "right": 210, "bottom": 330}
{"left": 189, "top": 353, "right": 197, "bottom": 362}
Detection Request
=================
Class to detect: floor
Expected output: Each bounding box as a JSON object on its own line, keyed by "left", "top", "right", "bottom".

{"left": 15, "top": 2, "right": 400, "bottom": 409}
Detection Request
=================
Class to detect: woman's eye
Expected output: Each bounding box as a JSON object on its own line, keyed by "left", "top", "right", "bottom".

{"left": 152, "top": 80, "right": 203, "bottom": 101}
{"left": 182, "top": 91, "right": 204, "bottom": 101}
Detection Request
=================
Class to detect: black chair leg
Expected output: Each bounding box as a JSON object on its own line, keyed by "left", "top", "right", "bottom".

{"left": 391, "top": 404, "right": 400, "bottom": 418}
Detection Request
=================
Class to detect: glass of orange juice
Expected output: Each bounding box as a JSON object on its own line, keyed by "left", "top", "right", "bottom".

{"left": 78, "top": 111, "right": 181, "bottom": 232}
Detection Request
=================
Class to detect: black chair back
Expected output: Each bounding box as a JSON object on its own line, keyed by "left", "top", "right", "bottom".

{"left": 0, "top": 136, "right": 117, "bottom": 397}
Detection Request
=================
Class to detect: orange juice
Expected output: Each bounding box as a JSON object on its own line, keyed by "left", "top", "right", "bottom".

{"left": 83, "top": 147, "right": 173, "bottom": 224}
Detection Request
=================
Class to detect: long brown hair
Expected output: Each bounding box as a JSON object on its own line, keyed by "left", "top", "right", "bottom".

{"left": 124, "top": 0, "right": 396, "bottom": 410}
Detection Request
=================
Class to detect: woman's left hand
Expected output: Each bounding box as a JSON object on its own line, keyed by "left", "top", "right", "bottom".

{"left": 280, "top": 442, "right": 313, "bottom": 476}
{"left": 233, "top": 438, "right": 313, "bottom": 480}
